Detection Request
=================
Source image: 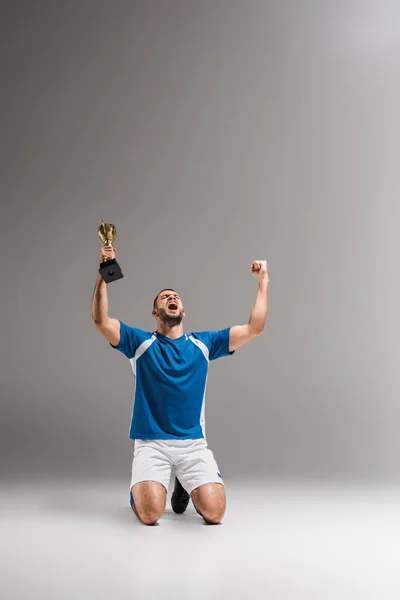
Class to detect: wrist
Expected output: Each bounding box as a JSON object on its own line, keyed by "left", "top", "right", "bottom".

{"left": 96, "top": 273, "right": 107, "bottom": 287}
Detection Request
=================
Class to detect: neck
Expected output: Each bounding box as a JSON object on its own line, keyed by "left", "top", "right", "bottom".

{"left": 157, "top": 322, "right": 184, "bottom": 339}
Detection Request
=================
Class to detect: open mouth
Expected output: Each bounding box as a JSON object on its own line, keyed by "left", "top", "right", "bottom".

{"left": 168, "top": 303, "right": 178, "bottom": 310}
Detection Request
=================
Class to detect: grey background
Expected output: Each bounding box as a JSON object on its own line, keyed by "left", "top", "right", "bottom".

{"left": 1, "top": 0, "right": 399, "bottom": 482}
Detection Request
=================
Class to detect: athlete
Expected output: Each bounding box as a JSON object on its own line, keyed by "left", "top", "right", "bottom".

{"left": 91, "top": 247, "right": 269, "bottom": 525}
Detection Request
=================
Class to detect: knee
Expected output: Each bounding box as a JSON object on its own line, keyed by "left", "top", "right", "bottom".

{"left": 137, "top": 507, "right": 162, "bottom": 526}
{"left": 201, "top": 507, "right": 225, "bottom": 524}
{"left": 131, "top": 481, "right": 166, "bottom": 526}
{"left": 192, "top": 483, "right": 226, "bottom": 524}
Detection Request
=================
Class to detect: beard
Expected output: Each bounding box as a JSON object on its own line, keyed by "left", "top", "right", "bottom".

{"left": 158, "top": 307, "right": 184, "bottom": 327}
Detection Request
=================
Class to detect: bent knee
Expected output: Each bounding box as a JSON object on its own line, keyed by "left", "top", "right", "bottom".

{"left": 201, "top": 508, "right": 225, "bottom": 524}
{"left": 131, "top": 481, "right": 166, "bottom": 525}
{"left": 137, "top": 508, "right": 163, "bottom": 526}
{"left": 192, "top": 484, "right": 226, "bottom": 524}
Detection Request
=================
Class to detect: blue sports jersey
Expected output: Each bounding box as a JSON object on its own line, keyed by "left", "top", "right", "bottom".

{"left": 111, "top": 321, "right": 234, "bottom": 440}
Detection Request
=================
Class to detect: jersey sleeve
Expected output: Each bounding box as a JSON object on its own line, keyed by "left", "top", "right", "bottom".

{"left": 193, "top": 328, "right": 235, "bottom": 361}
{"left": 109, "top": 320, "right": 150, "bottom": 359}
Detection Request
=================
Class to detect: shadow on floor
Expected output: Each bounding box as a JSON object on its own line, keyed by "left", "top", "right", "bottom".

{"left": 41, "top": 492, "right": 204, "bottom": 527}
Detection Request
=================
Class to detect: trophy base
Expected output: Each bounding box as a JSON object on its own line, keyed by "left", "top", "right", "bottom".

{"left": 99, "top": 259, "right": 123, "bottom": 283}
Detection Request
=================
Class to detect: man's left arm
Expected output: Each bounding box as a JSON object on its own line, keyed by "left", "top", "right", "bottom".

{"left": 229, "top": 260, "right": 269, "bottom": 352}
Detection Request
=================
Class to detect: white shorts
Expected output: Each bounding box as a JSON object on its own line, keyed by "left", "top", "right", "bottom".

{"left": 130, "top": 438, "right": 224, "bottom": 495}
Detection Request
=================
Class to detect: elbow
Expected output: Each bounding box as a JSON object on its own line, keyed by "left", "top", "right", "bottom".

{"left": 253, "top": 315, "right": 268, "bottom": 337}
{"left": 92, "top": 315, "right": 105, "bottom": 328}
{"left": 249, "top": 326, "right": 264, "bottom": 337}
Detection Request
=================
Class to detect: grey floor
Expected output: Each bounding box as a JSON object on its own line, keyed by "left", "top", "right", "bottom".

{"left": 2, "top": 477, "right": 400, "bottom": 600}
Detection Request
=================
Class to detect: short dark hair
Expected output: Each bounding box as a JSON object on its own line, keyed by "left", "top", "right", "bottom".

{"left": 153, "top": 288, "right": 177, "bottom": 310}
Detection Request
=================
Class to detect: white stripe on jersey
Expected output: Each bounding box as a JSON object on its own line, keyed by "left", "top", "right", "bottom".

{"left": 188, "top": 335, "right": 209, "bottom": 362}
{"left": 129, "top": 334, "right": 157, "bottom": 377}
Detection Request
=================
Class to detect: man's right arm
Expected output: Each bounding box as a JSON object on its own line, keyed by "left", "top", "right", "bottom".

{"left": 91, "top": 251, "right": 120, "bottom": 346}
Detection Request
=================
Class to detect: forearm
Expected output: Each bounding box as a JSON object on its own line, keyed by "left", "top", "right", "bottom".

{"left": 248, "top": 279, "right": 268, "bottom": 334}
{"left": 91, "top": 273, "right": 109, "bottom": 324}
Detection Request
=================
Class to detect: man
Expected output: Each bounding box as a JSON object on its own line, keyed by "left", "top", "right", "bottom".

{"left": 91, "top": 246, "right": 269, "bottom": 525}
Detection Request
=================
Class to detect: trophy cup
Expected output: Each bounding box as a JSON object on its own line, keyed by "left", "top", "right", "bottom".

{"left": 98, "top": 220, "right": 124, "bottom": 283}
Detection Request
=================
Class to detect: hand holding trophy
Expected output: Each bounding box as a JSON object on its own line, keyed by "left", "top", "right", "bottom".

{"left": 98, "top": 220, "right": 124, "bottom": 283}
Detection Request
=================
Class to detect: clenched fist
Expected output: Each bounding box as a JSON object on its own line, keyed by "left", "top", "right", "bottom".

{"left": 100, "top": 245, "right": 117, "bottom": 262}
{"left": 249, "top": 260, "right": 268, "bottom": 283}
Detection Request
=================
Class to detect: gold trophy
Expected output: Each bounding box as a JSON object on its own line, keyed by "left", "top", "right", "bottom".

{"left": 98, "top": 220, "right": 124, "bottom": 283}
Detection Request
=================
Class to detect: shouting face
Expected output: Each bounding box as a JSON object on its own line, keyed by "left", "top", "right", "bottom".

{"left": 153, "top": 290, "right": 185, "bottom": 326}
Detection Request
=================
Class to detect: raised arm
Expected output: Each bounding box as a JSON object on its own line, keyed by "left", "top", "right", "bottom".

{"left": 91, "top": 246, "right": 120, "bottom": 346}
{"left": 229, "top": 260, "right": 269, "bottom": 352}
